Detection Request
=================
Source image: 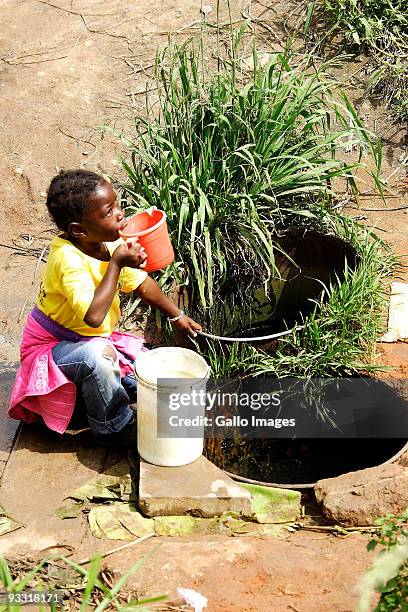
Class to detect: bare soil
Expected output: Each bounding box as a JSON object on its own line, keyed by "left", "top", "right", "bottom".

{"left": 0, "top": 1, "right": 407, "bottom": 610}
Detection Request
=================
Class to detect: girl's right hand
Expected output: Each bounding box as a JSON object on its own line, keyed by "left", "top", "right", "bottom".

{"left": 112, "top": 243, "right": 147, "bottom": 269}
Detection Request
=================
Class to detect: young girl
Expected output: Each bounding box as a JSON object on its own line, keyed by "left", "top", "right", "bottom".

{"left": 9, "top": 169, "right": 201, "bottom": 446}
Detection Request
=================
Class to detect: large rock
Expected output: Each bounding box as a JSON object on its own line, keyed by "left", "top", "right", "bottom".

{"left": 315, "top": 463, "right": 408, "bottom": 526}
{"left": 138, "top": 455, "right": 251, "bottom": 518}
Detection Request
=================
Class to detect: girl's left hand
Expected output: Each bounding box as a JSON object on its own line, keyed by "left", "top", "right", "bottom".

{"left": 172, "top": 315, "right": 202, "bottom": 338}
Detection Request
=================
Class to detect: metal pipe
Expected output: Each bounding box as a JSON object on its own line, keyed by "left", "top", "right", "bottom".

{"left": 197, "top": 324, "right": 305, "bottom": 343}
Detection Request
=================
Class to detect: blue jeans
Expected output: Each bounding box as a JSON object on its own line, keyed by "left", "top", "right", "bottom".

{"left": 52, "top": 339, "right": 137, "bottom": 435}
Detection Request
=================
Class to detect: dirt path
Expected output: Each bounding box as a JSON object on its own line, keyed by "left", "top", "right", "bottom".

{"left": 0, "top": 423, "right": 378, "bottom": 612}
{"left": 0, "top": 1, "right": 406, "bottom": 610}
{"left": 0, "top": 0, "right": 406, "bottom": 361}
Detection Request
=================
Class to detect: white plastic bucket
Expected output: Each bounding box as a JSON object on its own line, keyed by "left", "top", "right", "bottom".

{"left": 135, "top": 347, "right": 210, "bottom": 466}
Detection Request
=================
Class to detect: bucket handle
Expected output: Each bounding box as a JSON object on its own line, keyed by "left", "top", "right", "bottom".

{"left": 146, "top": 206, "right": 157, "bottom": 217}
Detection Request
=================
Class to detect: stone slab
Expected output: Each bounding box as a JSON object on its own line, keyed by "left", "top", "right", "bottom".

{"left": 315, "top": 463, "right": 408, "bottom": 527}
{"left": 138, "top": 455, "right": 251, "bottom": 518}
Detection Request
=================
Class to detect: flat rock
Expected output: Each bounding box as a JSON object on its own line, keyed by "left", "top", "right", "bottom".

{"left": 315, "top": 463, "right": 408, "bottom": 526}
{"left": 138, "top": 455, "right": 251, "bottom": 518}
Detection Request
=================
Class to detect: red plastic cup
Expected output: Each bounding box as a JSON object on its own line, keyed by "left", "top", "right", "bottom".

{"left": 119, "top": 207, "right": 175, "bottom": 273}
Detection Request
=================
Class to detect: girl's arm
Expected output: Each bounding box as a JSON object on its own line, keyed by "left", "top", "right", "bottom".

{"left": 135, "top": 276, "right": 202, "bottom": 337}
{"left": 84, "top": 243, "right": 146, "bottom": 328}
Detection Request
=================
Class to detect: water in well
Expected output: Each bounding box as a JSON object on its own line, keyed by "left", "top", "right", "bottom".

{"left": 210, "top": 438, "right": 407, "bottom": 486}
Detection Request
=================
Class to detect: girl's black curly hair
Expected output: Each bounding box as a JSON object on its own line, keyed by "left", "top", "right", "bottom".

{"left": 46, "top": 169, "right": 106, "bottom": 232}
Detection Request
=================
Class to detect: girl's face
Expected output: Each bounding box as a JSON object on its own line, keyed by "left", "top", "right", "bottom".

{"left": 81, "top": 181, "right": 126, "bottom": 242}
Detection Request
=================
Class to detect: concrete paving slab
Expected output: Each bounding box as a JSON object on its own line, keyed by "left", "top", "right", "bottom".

{"left": 0, "top": 421, "right": 111, "bottom": 557}
{"left": 0, "top": 364, "right": 20, "bottom": 478}
{"left": 138, "top": 455, "right": 251, "bottom": 517}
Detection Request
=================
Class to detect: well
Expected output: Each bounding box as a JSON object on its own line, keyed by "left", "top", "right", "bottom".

{"left": 196, "top": 230, "right": 408, "bottom": 487}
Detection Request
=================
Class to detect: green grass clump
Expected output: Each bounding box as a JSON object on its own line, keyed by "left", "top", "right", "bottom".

{"left": 316, "top": 0, "right": 408, "bottom": 120}
{"left": 0, "top": 550, "right": 164, "bottom": 611}
{"left": 119, "top": 32, "right": 381, "bottom": 330}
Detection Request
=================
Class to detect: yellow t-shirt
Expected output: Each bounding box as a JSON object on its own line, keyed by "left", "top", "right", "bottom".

{"left": 36, "top": 236, "right": 147, "bottom": 336}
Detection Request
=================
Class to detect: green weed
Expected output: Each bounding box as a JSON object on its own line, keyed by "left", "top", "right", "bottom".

{"left": 0, "top": 550, "right": 164, "bottom": 611}
{"left": 197, "top": 216, "right": 396, "bottom": 378}
{"left": 312, "top": 0, "right": 408, "bottom": 120}
{"left": 357, "top": 510, "right": 408, "bottom": 611}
